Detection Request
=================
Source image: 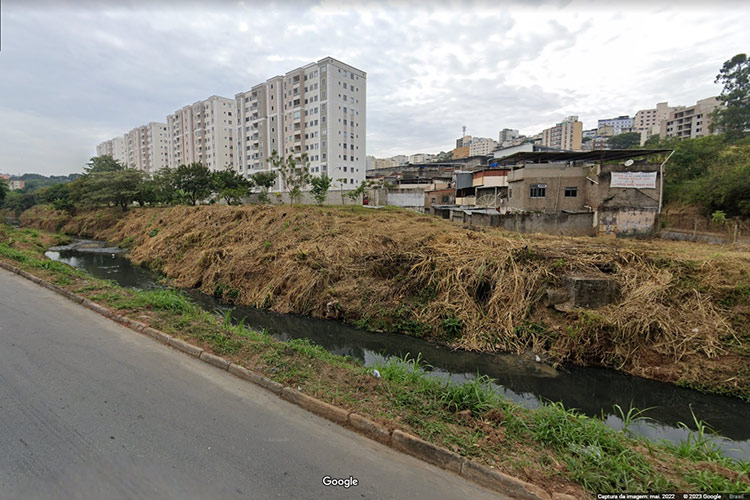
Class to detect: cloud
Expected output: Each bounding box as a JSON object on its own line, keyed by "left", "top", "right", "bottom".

{"left": 1, "top": 0, "right": 748, "bottom": 173}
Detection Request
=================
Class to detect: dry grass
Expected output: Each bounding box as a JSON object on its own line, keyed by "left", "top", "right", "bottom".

{"left": 21, "top": 204, "right": 750, "bottom": 398}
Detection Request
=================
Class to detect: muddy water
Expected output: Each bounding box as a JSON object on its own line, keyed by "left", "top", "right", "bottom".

{"left": 45, "top": 241, "right": 750, "bottom": 460}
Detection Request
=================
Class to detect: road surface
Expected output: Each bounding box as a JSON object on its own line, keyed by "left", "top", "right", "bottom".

{"left": 0, "top": 268, "right": 505, "bottom": 499}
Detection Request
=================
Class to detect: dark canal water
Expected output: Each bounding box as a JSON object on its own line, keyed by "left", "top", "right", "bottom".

{"left": 45, "top": 241, "right": 750, "bottom": 460}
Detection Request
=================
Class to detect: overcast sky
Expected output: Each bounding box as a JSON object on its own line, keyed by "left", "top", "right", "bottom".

{"left": 1, "top": 0, "right": 747, "bottom": 176}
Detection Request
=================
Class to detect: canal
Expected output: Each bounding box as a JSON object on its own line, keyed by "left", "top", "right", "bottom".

{"left": 45, "top": 241, "right": 750, "bottom": 460}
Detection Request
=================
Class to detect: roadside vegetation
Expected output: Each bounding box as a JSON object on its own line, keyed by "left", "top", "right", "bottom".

{"left": 17, "top": 203, "right": 750, "bottom": 402}
{"left": 0, "top": 221, "right": 748, "bottom": 497}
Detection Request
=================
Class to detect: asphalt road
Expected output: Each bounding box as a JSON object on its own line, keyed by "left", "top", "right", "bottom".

{"left": 0, "top": 268, "right": 505, "bottom": 500}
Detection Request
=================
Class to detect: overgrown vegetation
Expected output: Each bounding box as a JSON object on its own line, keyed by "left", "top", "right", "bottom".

{"left": 1, "top": 221, "right": 747, "bottom": 497}
{"left": 18, "top": 204, "right": 750, "bottom": 400}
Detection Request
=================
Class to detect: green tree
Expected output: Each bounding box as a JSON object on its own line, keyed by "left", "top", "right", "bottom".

{"left": 39, "top": 182, "right": 75, "bottom": 214}
{"left": 346, "top": 180, "right": 368, "bottom": 204}
{"left": 683, "top": 140, "right": 750, "bottom": 217}
{"left": 608, "top": 132, "right": 641, "bottom": 149}
{"left": 712, "top": 53, "right": 749, "bottom": 140}
{"left": 0, "top": 178, "right": 8, "bottom": 204}
{"left": 3, "top": 190, "right": 40, "bottom": 216}
{"left": 212, "top": 168, "right": 252, "bottom": 205}
{"left": 251, "top": 171, "right": 276, "bottom": 203}
{"left": 81, "top": 168, "right": 144, "bottom": 211}
{"left": 85, "top": 155, "right": 125, "bottom": 174}
{"left": 173, "top": 163, "right": 213, "bottom": 205}
{"left": 309, "top": 174, "right": 332, "bottom": 205}
{"left": 152, "top": 167, "right": 178, "bottom": 205}
{"left": 268, "top": 150, "right": 309, "bottom": 204}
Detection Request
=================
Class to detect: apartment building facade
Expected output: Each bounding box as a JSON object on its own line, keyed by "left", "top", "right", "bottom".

{"left": 124, "top": 122, "right": 169, "bottom": 174}
{"left": 167, "top": 96, "right": 235, "bottom": 172}
{"left": 597, "top": 115, "right": 633, "bottom": 135}
{"left": 469, "top": 137, "right": 498, "bottom": 156}
{"left": 633, "top": 102, "right": 674, "bottom": 145}
{"left": 235, "top": 57, "right": 366, "bottom": 190}
{"left": 660, "top": 97, "right": 721, "bottom": 140}
{"left": 96, "top": 136, "right": 127, "bottom": 165}
{"left": 541, "top": 116, "right": 583, "bottom": 150}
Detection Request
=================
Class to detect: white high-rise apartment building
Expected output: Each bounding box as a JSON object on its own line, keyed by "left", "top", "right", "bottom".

{"left": 96, "top": 136, "right": 127, "bottom": 165}
{"left": 235, "top": 57, "right": 366, "bottom": 190}
{"left": 167, "top": 95, "right": 235, "bottom": 171}
{"left": 124, "top": 122, "right": 169, "bottom": 174}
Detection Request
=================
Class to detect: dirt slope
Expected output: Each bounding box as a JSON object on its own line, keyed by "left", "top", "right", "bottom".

{"left": 21, "top": 204, "right": 750, "bottom": 398}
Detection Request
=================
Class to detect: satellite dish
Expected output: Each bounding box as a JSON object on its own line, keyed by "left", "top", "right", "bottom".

{"left": 624, "top": 159, "right": 634, "bottom": 167}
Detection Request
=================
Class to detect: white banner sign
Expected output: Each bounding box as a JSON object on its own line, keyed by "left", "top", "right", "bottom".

{"left": 610, "top": 171, "right": 657, "bottom": 189}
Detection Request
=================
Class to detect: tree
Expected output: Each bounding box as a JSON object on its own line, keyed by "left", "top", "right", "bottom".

{"left": 152, "top": 167, "right": 178, "bottom": 205}
{"left": 85, "top": 155, "right": 125, "bottom": 174}
{"left": 346, "top": 180, "right": 368, "bottom": 204}
{"left": 268, "top": 150, "right": 309, "bottom": 204}
{"left": 173, "top": 163, "right": 213, "bottom": 205}
{"left": 212, "top": 168, "right": 252, "bottom": 205}
{"left": 712, "top": 53, "right": 749, "bottom": 140}
{"left": 0, "top": 178, "right": 8, "bottom": 204}
{"left": 251, "top": 171, "right": 276, "bottom": 203}
{"left": 607, "top": 132, "right": 641, "bottom": 149}
{"left": 81, "top": 168, "right": 144, "bottom": 211}
{"left": 309, "top": 174, "right": 332, "bottom": 205}
{"left": 39, "top": 182, "right": 75, "bottom": 213}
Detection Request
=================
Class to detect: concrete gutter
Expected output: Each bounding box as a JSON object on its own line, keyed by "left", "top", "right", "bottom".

{"left": 0, "top": 260, "right": 572, "bottom": 500}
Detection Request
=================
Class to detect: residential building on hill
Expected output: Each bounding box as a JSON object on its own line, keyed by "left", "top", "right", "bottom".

{"left": 235, "top": 57, "right": 366, "bottom": 190}
{"left": 541, "top": 116, "right": 583, "bottom": 151}
{"left": 597, "top": 115, "right": 633, "bottom": 135}
{"left": 633, "top": 102, "right": 675, "bottom": 145}
{"left": 167, "top": 95, "right": 235, "bottom": 172}
{"left": 660, "top": 96, "right": 722, "bottom": 140}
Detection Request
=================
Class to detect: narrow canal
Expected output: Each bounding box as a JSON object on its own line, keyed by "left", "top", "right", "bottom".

{"left": 45, "top": 241, "right": 750, "bottom": 460}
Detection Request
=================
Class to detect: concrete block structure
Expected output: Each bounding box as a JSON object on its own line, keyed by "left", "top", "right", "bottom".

{"left": 95, "top": 136, "right": 127, "bottom": 165}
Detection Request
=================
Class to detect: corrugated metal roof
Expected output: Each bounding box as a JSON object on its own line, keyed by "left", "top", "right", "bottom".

{"left": 499, "top": 149, "right": 673, "bottom": 165}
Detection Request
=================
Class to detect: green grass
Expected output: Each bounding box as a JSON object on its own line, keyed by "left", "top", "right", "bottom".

{"left": 2, "top": 222, "right": 749, "bottom": 496}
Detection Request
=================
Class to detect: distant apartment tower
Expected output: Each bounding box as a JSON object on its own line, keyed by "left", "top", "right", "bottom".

{"left": 124, "top": 122, "right": 169, "bottom": 174}
{"left": 633, "top": 102, "right": 674, "bottom": 145}
{"left": 541, "top": 116, "right": 583, "bottom": 150}
{"left": 235, "top": 57, "right": 366, "bottom": 190}
{"left": 96, "top": 136, "right": 127, "bottom": 165}
{"left": 498, "top": 128, "right": 520, "bottom": 147}
{"left": 660, "top": 97, "right": 721, "bottom": 140}
{"left": 597, "top": 115, "right": 633, "bottom": 135}
{"left": 468, "top": 138, "right": 498, "bottom": 156}
{"left": 167, "top": 95, "right": 235, "bottom": 171}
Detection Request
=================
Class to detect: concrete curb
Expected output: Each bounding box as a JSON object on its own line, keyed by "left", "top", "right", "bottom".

{"left": 392, "top": 429, "right": 464, "bottom": 474}
{"left": 1, "top": 260, "right": 555, "bottom": 500}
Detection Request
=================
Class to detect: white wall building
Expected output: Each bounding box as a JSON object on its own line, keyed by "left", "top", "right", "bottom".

{"left": 124, "top": 122, "right": 169, "bottom": 174}
{"left": 96, "top": 136, "right": 127, "bottom": 165}
{"left": 468, "top": 137, "right": 498, "bottom": 156}
{"left": 167, "top": 95, "right": 235, "bottom": 172}
{"left": 235, "top": 57, "right": 366, "bottom": 191}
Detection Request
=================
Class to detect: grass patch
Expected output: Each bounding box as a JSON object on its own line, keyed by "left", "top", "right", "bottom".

{"left": 2, "top": 221, "right": 749, "bottom": 498}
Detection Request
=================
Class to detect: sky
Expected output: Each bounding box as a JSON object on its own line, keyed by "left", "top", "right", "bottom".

{"left": 0, "top": 0, "right": 747, "bottom": 176}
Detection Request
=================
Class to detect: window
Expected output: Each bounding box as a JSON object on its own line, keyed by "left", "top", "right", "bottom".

{"left": 564, "top": 187, "right": 578, "bottom": 198}
{"left": 530, "top": 184, "right": 546, "bottom": 198}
